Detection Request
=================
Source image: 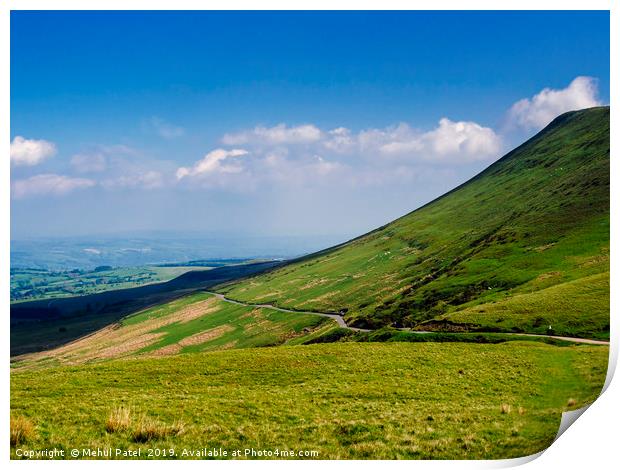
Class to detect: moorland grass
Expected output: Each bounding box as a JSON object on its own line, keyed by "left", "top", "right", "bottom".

{"left": 10, "top": 341, "right": 608, "bottom": 459}
{"left": 438, "top": 272, "right": 609, "bottom": 339}
{"left": 10, "top": 415, "right": 36, "bottom": 447}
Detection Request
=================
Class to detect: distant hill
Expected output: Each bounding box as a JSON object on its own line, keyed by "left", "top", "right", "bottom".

{"left": 218, "top": 107, "right": 610, "bottom": 338}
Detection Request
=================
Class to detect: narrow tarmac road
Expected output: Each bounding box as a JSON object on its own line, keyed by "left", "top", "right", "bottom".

{"left": 206, "top": 292, "right": 609, "bottom": 346}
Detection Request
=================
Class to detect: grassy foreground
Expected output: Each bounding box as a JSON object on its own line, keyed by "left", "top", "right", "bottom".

{"left": 11, "top": 342, "right": 608, "bottom": 459}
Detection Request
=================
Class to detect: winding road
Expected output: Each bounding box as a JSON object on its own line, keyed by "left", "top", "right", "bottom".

{"left": 207, "top": 292, "right": 610, "bottom": 346}
{"left": 208, "top": 292, "right": 369, "bottom": 331}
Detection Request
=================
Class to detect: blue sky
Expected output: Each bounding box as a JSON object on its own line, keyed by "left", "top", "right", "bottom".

{"left": 10, "top": 11, "right": 610, "bottom": 240}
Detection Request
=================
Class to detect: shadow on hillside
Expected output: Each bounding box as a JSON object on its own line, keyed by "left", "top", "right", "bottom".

{"left": 10, "top": 261, "right": 280, "bottom": 357}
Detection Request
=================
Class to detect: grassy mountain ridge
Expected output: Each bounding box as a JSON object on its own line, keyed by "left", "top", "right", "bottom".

{"left": 218, "top": 107, "right": 609, "bottom": 336}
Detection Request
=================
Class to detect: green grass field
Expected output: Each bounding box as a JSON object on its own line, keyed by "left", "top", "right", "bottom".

{"left": 10, "top": 266, "right": 214, "bottom": 303}
{"left": 218, "top": 107, "right": 609, "bottom": 338}
{"left": 10, "top": 341, "right": 608, "bottom": 459}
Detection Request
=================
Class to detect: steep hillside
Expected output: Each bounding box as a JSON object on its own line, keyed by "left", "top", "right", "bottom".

{"left": 218, "top": 107, "right": 609, "bottom": 337}
{"left": 12, "top": 292, "right": 331, "bottom": 368}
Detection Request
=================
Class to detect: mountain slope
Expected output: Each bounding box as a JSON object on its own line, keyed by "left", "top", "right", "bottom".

{"left": 218, "top": 107, "right": 609, "bottom": 337}
{"left": 12, "top": 292, "right": 331, "bottom": 368}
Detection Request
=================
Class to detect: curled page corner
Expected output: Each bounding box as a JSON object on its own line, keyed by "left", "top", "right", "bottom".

{"left": 493, "top": 405, "right": 596, "bottom": 469}
{"left": 493, "top": 450, "right": 545, "bottom": 468}
{"left": 554, "top": 404, "right": 591, "bottom": 442}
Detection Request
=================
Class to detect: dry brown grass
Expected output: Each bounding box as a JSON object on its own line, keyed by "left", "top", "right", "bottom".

{"left": 132, "top": 416, "right": 185, "bottom": 443}
{"left": 10, "top": 415, "right": 36, "bottom": 446}
{"left": 104, "top": 406, "right": 185, "bottom": 442}
{"left": 175, "top": 299, "right": 221, "bottom": 324}
{"left": 240, "top": 308, "right": 263, "bottom": 320}
{"left": 105, "top": 406, "right": 132, "bottom": 433}
{"left": 97, "top": 333, "right": 164, "bottom": 359}
{"left": 16, "top": 297, "right": 222, "bottom": 367}
{"left": 143, "top": 344, "right": 183, "bottom": 357}
{"left": 536, "top": 271, "right": 562, "bottom": 281}
{"left": 177, "top": 325, "right": 233, "bottom": 346}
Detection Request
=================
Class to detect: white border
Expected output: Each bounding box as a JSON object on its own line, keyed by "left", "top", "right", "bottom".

{"left": 2, "top": 2, "right": 616, "bottom": 469}
{"left": 0, "top": 0, "right": 615, "bottom": 10}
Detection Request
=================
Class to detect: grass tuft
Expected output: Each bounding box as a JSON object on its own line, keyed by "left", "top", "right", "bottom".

{"left": 105, "top": 406, "right": 132, "bottom": 433}
{"left": 10, "top": 415, "right": 36, "bottom": 446}
{"left": 132, "top": 416, "right": 185, "bottom": 442}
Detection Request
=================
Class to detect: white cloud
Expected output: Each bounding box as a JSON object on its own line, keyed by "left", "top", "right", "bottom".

{"left": 71, "top": 153, "right": 107, "bottom": 173}
{"left": 261, "top": 152, "right": 345, "bottom": 184}
{"left": 10, "top": 136, "right": 57, "bottom": 166}
{"left": 177, "top": 116, "right": 503, "bottom": 192}
{"left": 378, "top": 118, "right": 502, "bottom": 161}
{"left": 12, "top": 174, "right": 95, "bottom": 199}
{"left": 346, "top": 119, "right": 502, "bottom": 162}
{"left": 221, "top": 119, "right": 502, "bottom": 166}
{"left": 222, "top": 124, "right": 322, "bottom": 146}
{"left": 148, "top": 117, "right": 185, "bottom": 139}
{"left": 323, "top": 127, "right": 356, "bottom": 154}
{"left": 312, "top": 155, "right": 343, "bottom": 176}
{"left": 507, "top": 76, "right": 602, "bottom": 131}
{"left": 176, "top": 148, "right": 248, "bottom": 180}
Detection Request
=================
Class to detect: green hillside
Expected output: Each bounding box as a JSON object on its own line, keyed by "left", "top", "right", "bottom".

{"left": 11, "top": 342, "right": 608, "bottom": 459}
{"left": 12, "top": 292, "right": 331, "bottom": 368}
{"left": 218, "top": 107, "right": 609, "bottom": 338}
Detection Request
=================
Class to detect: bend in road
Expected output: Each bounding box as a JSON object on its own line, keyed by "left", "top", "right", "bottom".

{"left": 206, "top": 292, "right": 609, "bottom": 346}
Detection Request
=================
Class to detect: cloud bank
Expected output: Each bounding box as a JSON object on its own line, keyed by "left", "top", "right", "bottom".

{"left": 12, "top": 77, "right": 604, "bottom": 199}
{"left": 12, "top": 174, "right": 95, "bottom": 198}
{"left": 222, "top": 124, "right": 322, "bottom": 146}
{"left": 358, "top": 119, "right": 502, "bottom": 161}
{"left": 176, "top": 117, "right": 503, "bottom": 191}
